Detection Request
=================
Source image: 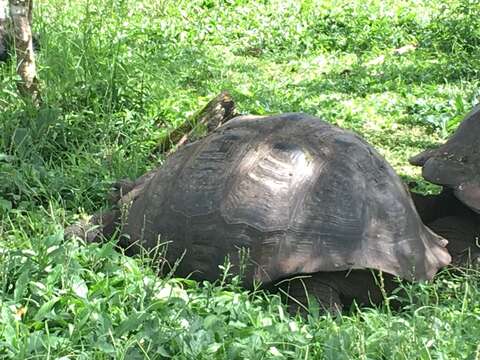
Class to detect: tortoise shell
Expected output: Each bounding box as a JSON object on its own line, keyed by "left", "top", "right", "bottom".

{"left": 122, "top": 113, "right": 450, "bottom": 286}
{"left": 410, "top": 104, "right": 480, "bottom": 213}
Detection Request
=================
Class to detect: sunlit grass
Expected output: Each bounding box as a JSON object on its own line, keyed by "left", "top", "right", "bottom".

{"left": 1, "top": 0, "right": 480, "bottom": 358}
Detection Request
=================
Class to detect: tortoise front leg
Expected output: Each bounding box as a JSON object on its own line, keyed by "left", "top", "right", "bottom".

{"left": 65, "top": 209, "right": 121, "bottom": 244}
{"left": 428, "top": 216, "right": 480, "bottom": 266}
{"left": 410, "top": 188, "right": 474, "bottom": 224}
{"left": 276, "top": 274, "right": 343, "bottom": 315}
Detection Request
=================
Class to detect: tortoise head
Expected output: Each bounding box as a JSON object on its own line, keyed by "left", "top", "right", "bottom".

{"left": 410, "top": 104, "right": 480, "bottom": 213}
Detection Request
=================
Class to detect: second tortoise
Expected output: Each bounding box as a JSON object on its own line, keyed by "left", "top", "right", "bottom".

{"left": 410, "top": 104, "right": 480, "bottom": 264}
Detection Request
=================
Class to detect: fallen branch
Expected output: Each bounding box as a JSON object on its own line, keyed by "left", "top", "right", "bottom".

{"left": 158, "top": 90, "right": 237, "bottom": 155}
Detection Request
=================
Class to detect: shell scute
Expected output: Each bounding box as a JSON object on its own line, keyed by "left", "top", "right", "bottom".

{"left": 124, "top": 113, "right": 450, "bottom": 285}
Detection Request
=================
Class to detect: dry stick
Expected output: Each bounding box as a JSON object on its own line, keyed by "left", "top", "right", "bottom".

{"left": 9, "top": 0, "right": 40, "bottom": 105}
{"left": 158, "top": 90, "right": 237, "bottom": 155}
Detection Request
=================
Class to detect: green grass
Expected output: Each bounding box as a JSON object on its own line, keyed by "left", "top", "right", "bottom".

{"left": 1, "top": 0, "right": 480, "bottom": 358}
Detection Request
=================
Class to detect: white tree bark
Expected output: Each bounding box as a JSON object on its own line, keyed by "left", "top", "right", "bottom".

{"left": 9, "top": 0, "right": 40, "bottom": 103}
{"left": 0, "top": 0, "right": 8, "bottom": 61}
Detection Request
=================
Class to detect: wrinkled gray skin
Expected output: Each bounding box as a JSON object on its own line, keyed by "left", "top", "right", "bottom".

{"left": 410, "top": 104, "right": 480, "bottom": 266}
{"left": 411, "top": 190, "right": 480, "bottom": 266}
{"left": 67, "top": 113, "right": 451, "bottom": 313}
{"left": 410, "top": 104, "right": 480, "bottom": 213}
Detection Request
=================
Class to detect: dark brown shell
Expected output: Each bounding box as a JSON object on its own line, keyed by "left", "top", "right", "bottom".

{"left": 122, "top": 113, "right": 450, "bottom": 286}
{"left": 410, "top": 104, "right": 480, "bottom": 213}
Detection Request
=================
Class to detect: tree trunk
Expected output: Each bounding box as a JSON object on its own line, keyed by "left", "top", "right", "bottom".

{"left": 9, "top": 0, "right": 40, "bottom": 104}
{"left": 0, "top": 0, "right": 8, "bottom": 61}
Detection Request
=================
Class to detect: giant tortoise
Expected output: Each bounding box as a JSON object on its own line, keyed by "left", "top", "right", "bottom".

{"left": 410, "top": 104, "right": 480, "bottom": 264}
{"left": 69, "top": 113, "right": 451, "bottom": 312}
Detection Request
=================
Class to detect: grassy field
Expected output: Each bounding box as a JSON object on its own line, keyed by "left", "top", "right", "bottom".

{"left": 1, "top": 0, "right": 480, "bottom": 358}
